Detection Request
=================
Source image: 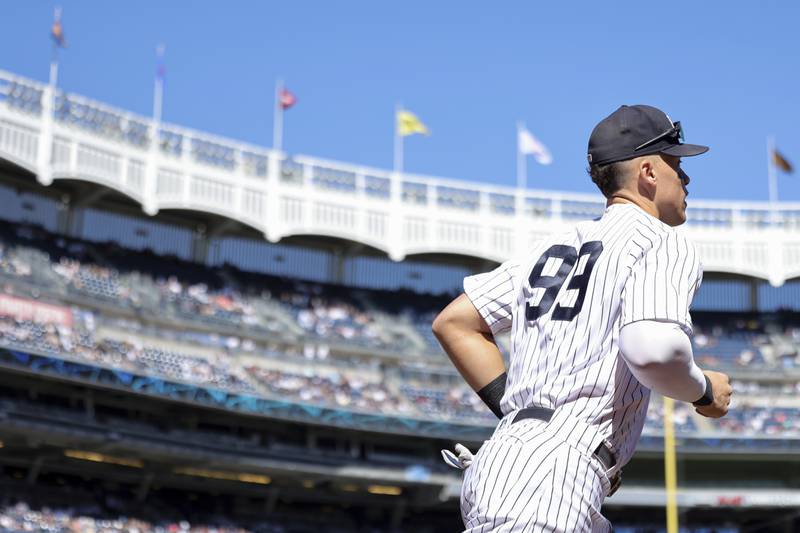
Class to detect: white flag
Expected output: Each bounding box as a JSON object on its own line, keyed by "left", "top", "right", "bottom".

{"left": 518, "top": 128, "right": 553, "bottom": 165}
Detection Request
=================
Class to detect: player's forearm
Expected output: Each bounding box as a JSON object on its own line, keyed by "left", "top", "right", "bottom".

{"left": 435, "top": 326, "right": 507, "bottom": 419}
{"left": 431, "top": 294, "right": 506, "bottom": 391}
{"left": 435, "top": 327, "right": 506, "bottom": 392}
{"left": 433, "top": 294, "right": 508, "bottom": 418}
{"left": 619, "top": 320, "right": 706, "bottom": 403}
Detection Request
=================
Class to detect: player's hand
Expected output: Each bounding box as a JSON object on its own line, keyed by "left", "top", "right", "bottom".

{"left": 441, "top": 443, "right": 475, "bottom": 470}
{"left": 694, "top": 370, "right": 732, "bottom": 418}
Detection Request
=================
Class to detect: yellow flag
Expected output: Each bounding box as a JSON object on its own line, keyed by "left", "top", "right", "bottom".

{"left": 397, "top": 110, "right": 430, "bottom": 137}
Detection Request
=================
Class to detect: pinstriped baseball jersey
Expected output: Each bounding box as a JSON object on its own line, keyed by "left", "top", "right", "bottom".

{"left": 464, "top": 202, "right": 703, "bottom": 468}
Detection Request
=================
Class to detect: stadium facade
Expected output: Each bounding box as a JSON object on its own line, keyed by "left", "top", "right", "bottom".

{"left": 0, "top": 69, "right": 799, "bottom": 532}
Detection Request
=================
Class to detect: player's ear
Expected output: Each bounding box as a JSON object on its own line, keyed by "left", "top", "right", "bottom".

{"left": 642, "top": 157, "right": 659, "bottom": 183}
{"left": 639, "top": 157, "right": 653, "bottom": 179}
{"left": 635, "top": 157, "right": 657, "bottom": 198}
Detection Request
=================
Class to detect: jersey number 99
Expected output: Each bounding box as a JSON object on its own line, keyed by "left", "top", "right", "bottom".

{"left": 525, "top": 241, "right": 603, "bottom": 322}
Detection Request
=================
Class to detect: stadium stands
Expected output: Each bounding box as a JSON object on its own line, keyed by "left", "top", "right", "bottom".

{"left": 0, "top": 503, "right": 255, "bottom": 533}
{"left": 4, "top": 222, "right": 800, "bottom": 369}
{"left": 0, "top": 223, "right": 421, "bottom": 353}
{"left": 716, "top": 403, "right": 800, "bottom": 435}
{"left": 3, "top": 294, "right": 788, "bottom": 434}
{"left": 0, "top": 502, "right": 744, "bottom": 533}
{"left": 1, "top": 221, "right": 799, "bottom": 439}
{"left": 246, "top": 366, "right": 409, "bottom": 414}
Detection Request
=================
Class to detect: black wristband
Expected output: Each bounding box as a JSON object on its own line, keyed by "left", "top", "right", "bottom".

{"left": 477, "top": 372, "right": 507, "bottom": 419}
{"left": 692, "top": 375, "right": 714, "bottom": 407}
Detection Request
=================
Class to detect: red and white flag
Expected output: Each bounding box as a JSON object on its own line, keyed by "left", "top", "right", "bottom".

{"left": 280, "top": 88, "right": 297, "bottom": 110}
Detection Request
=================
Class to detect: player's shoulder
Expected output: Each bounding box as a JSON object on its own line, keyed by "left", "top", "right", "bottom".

{"left": 638, "top": 227, "right": 699, "bottom": 269}
{"left": 509, "top": 228, "right": 582, "bottom": 274}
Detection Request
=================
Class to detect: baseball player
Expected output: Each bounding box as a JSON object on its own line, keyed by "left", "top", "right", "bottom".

{"left": 433, "top": 105, "right": 733, "bottom": 532}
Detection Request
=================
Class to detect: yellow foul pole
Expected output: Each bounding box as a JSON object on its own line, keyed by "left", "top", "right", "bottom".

{"left": 663, "top": 397, "right": 679, "bottom": 533}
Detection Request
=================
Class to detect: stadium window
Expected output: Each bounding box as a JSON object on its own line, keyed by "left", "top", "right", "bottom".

{"left": 172, "top": 466, "right": 271, "bottom": 485}
{"left": 64, "top": 449, "right": 143, "bottom": 468}
{"left": 367, "top": 485, "right": 403, "bottom": 496}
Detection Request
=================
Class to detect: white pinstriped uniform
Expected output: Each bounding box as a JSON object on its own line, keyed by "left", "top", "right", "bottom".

{"left": 460, "top": 203, "right": 703, "bottom": 532}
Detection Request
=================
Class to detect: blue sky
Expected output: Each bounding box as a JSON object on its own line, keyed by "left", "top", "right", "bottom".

{"left": 2, "top": 1, "right": 799, "bottom": 202}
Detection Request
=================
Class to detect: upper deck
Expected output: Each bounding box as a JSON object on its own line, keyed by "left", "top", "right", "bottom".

{"left": 1, "top": 69, "right": 798, "bottom": 285}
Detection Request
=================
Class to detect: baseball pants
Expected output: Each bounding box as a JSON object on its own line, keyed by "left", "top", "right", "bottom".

{"left": 460, "top": 416, "right": 613, "bottom": 533}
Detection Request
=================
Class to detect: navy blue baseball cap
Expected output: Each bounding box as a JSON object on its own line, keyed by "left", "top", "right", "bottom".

{"left": 587, "top": 105, "right": 709, "bottom": 166}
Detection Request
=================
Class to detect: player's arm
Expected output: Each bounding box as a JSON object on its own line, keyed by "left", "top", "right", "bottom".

{"left": 619, "top": 320, "right": 731, "bottom": 417}
{"left": 432, "top": 293, "right": 506, "bottom": 418}
{"left": 620, "top": 233, "right": 732, "bottom": 418}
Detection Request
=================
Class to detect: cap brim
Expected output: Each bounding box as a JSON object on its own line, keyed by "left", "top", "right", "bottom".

{"left": 660, "top": 143, "right": 709, "bottom": 158}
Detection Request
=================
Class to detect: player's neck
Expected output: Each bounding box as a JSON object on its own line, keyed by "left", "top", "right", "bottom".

{"left": 607, "top": 193, "right": 659, "bottom": 219}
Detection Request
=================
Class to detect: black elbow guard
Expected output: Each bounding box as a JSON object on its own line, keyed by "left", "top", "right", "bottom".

{"left": 477, "top": 372, "right": 507, "bottom": 419}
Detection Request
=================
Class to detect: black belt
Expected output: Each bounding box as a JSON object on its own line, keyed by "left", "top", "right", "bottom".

{"left": 511, "top": 407, "right": 622, "bottom": 496}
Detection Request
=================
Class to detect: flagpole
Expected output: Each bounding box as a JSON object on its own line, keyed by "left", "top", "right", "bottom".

{"left": 516, "top": 121, "right": 526, "bottom": 190}
{"left": 144, "top": 44, "right": 165, "bottom": 216}
{"left": 38, "top": 7, "right": 62, "bottom": 186}
{"left": 48, "top": 7, "right": 61, "bottom": 90}
{"left": 394, "top": 103, "right": 403, "bottom": 174}
{"left": 273, "top": 79, "right": 284, "bottom": 151}
{"left": 767, "top": 135, "right": 778, "bottom": 225}
{"left": 48, "top": 45, "right": 59, "bottom": 92}
{"left": 152, "top": 44, "right": 164, "bottom": 126}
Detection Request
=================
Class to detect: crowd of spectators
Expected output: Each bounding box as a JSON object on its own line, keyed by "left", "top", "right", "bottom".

{"left": 400, "top": 383, "right": 496, "bottom": 422}
{"left": 714, "top": 402, "right": 800, "bottom": 436}
{"left": 0, "top": 224, "right": 413, "bottom": 352}
{"left": 1, "top": 307, "right": 772, "bottom": 434}
{"left": 0, "top": 300, "right": 800, "bottom": 436}
{"left": 0, "top": 243, "right": 33, "bottom": 278}
{"left": 0, "top": 502, "right": 745, "bottom": 533}
{"left": 153, "top": 275, "right": 263, "bottom": 330}
{"left": 692, "top": 318, "right": 800, "bottom": 368}
{"left": 0, "top": 314, "right": 256, "bottom": 395}
{"left": 0, "top": 499, "right": 451, "bottom": 533}
{"left": 730, "top": 378, "right": 800, "bottom": 396}
{"left": 6, "top": 222, "right": 800, "bottom": 368}
{"left": 643, "top": 400, "right": 698, "bottom": 433}
{"left": 0, "top": 502, "right": 267, "bottom": 533}
{"left": 246, "top": 366, "right": 409, "bottom": 414}
{"left": 0, "top": 314, "right": 96, "bottom": 362}
{"left": 1, "top": 223, "right": 800, "bottom": 436}
{"left": 292, "top": 294, "right": 384, "bottom": 347}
